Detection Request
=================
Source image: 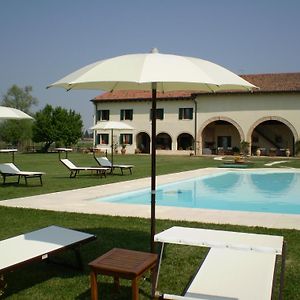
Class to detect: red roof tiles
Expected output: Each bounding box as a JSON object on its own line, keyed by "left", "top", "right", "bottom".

{"left": 92, "top": 73, "right": 300, "bottom": 102}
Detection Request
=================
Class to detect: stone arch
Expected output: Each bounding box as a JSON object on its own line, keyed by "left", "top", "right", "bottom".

{"left": 247, "top": 116, "right": 298, "bottom": 142}
{"left": 156, "top": 132, "right": 172, "bottom": 150}
{"left": 198, "top": 116, "right": 245, "bottom": 155}
{"left": 177, "top": 133, "right": 194, "bottom": 150}
{"left": 247, "top": 116, "right": 298, "bottom": 156}
{"left": 136, "top": 131, "right": 150, "bottom": 153}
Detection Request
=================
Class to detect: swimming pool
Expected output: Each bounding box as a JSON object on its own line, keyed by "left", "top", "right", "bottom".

{"left": 97, "top": 171, "right": 300, "bottom": 215}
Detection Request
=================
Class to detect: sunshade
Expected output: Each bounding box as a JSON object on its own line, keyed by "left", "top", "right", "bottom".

{"left": 0, "top": 106, "right": 33, "bottom": 120}
{"left": 48, "top": 49, "right": 256, "bottom": 92}
{"left": 90, "top": 121, "right": 134, "bottom": 131}
{"left": 48, "top": 49, "right": 257, "bottom": 252}
{"left": 90, "top": 121, "right": 133, "bottom": 166}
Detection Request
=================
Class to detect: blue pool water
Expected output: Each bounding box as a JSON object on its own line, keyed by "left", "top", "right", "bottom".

{"left": 97, "top": 171, "right": 300, "bottom": 215}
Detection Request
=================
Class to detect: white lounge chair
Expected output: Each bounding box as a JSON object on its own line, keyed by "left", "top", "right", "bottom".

{"left": 0, "top": 225, "right": 96, "bottom": 274}
{"left": 60, "top": 159, "right": 109, "bottom": 178}
{"left": 0, "top": 163, "right": 45, "bottom": 185}
{"left": 154, "top": 226, "right": 285, "bottom": 300}
{"left": 94, "top": 156, "right": 134, "bottom": 175}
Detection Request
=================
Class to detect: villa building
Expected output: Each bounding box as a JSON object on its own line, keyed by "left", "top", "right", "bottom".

{"left": 91, "top": 73, "right": 300, "bottom": 156}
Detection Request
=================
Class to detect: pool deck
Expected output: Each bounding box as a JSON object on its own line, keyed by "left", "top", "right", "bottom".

{"left": 1, "top": 168, "right": 300, "bottom": 230}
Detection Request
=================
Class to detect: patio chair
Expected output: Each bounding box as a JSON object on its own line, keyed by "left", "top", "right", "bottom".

{"left": 94, "top": 156, "right": 134, "bottom": 175}
{"left": 0, "top": 225, "right": 96, "bottom": 275}
{"left": 0, "top": 163, "right": 45, "bottom": 186}
{"left": 154, "top": 226, "right": 285, "bottom": 300}
{"left": 60, "top": 159, "right": 109, "bottom": 178}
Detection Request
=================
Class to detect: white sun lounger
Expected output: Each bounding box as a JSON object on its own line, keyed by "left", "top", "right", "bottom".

{"left": 60, "top": 158, "right": 109, "bottom": 178}
{"left": 0, "top": 163, "right": 45, "bottom": 185}
{"left": 154, "top": 226, "right": 285, "bottom": 300}
{"left": 0, "top": 225, "right": 96, "bottom": 274}
{"left": 95, "top": 156, "right": 134, "bottom": 175}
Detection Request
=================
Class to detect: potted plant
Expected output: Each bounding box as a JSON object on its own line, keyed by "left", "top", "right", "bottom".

{"left": 121, "top": 144, "right": 126, "bottom": 155}
{"left": 256, "top": 148, "right": 261, "bottom": 156}
{"left": 113, "top": 142, "right": 119, "bottom": 154}
{"left": 240, "top": 140, "right": 250, "bottom": 157}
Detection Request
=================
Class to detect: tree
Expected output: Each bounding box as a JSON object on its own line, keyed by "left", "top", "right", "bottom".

{"left": 0, "top": 120, "right": 32, "bottom": 148}
{"left": 32, "top": 104, "right": 83, "bottom": 152}
{"left": 2, "top": 85, "right": 38, "bottom": 114}
{"left": 0, "top": 85, "right": 37, "bottom": 149}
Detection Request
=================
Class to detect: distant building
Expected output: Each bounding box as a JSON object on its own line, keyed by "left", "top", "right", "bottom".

{"left": 91, "top": 73, "right": 300, "bottom": 156}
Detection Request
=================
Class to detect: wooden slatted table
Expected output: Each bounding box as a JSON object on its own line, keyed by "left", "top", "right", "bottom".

{"left": 89, "top": 248, "right": 158, "bottom": 300}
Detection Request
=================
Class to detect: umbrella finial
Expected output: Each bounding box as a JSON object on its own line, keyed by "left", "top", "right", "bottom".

{"left": 151, "top": 48, "right": 159, "bottom": 54}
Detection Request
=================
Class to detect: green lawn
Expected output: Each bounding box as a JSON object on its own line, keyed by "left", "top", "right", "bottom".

{"left": 1, "top": 153, "right": 300, "bottom": 299}
{"left": 1, "top": 152, "right": 300, "bottom": 200}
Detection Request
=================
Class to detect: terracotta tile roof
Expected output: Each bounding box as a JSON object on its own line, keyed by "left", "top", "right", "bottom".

{"left": 92, "top": 72, "right": 300, "bottom": 102}
{"left": 241, "top": 73, "right": 300, "bottom": 92}
{"left": 92, "top": 90, "right": 193, "bottom": 101}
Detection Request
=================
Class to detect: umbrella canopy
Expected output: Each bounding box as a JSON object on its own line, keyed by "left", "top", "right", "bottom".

{"left": 48, "top": 49, "right": 257, "bottom": 252}
{"left": 48, "top": 48, "right": 256, "bottom": 92}
{"left": 90, "top": 121, "right": 133, "bottom": 166}
{"left": 90, "top": 121, "right": 134, "bottom": 131}
{"left": 0, "top": 106, "right": 33, "bottom": 120}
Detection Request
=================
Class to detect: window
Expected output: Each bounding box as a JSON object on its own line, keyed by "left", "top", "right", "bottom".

{"left": 179, "top": 108, "right": 193, "bottom": 120}
{"left": 96, "top": 134, "right": 109, "bottom": 145}
{"left": 120, "top": 134, "right": 133, "bottom": 145}
{"left": 120, "top": 109, "right": 133, "bottom": 120}
{"left": 150, "top": 108, "right": 164, "bottom": 120}
{"left": 96, "top": 109, "right": 109, "bottom": 121}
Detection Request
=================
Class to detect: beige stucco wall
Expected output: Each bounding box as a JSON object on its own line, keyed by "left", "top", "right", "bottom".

{"left": 196, "top": 93, "right": 300, "bottom": 154}
{"left": 94, "top": 99, "right": 195, "bottom": 153}
{"left": 94, "top": 92, "right": 300, "bottom": 155}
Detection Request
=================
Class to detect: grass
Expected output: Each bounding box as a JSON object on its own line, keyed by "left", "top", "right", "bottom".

{"left": 1, "top": 151, "right": 300, "bottom": 200}
{"left": 1, "top": 207, "right": 300, "bottom": 299}
{"left": 0, "top": 153, "right": 300, "bottom": 299}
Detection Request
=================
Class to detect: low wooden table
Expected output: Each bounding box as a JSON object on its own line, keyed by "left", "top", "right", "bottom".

{"left": 89, "top": 248, "right": 158, "bottom": 300}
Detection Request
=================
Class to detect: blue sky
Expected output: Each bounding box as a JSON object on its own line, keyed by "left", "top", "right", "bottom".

{"left": 1, "top": 0, "right": 300, "bottom": 130}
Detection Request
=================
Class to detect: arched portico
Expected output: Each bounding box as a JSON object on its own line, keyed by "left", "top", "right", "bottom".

{"left": 248, "top": 116, "right": 298, "bottom": 156}
{"left": 136, "top": 132, "right": 150, "bottom": 153}
{"left": 156, "top": 132, "right": 172, "bottom": 150}
{"left": 177, "top": 133, "right": 194, "bottom": 150}
{"left": 198, "top": 116, "right": 245, "bottom": 155}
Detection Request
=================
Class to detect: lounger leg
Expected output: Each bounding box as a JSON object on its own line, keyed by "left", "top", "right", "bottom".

{"left": 24, "top": 176, "right": 28, "bottom": 185}
{"left": 155, "top": 243, "right": 165, "bottom": 291}
{"left": 18, "top": 175, "right": 21, "bottom": 184}
{"left": 74, "top": 248, "right": 84, "bottom": 271}
{"left": 39, "top": 175, "right": 43, "bottom": 186}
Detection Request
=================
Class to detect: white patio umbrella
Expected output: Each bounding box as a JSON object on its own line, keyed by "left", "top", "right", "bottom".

{"left": 0, "top": 106, "right": 33, "bottom": 120}
{"left": 90, "top": 121, "right": 134, "bottom": 166}
{"left": 48, "top": 48, "right": 257, "bottom": 252}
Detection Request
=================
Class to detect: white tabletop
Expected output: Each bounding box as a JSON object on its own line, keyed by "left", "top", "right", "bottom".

{"left": 185, "top": 247, "right": 276, "bottom": 300}
{"left": 154, "top": 226, "right": 283, "bottom": 254}
{"left": 0, "top": 149, "right": 17, "bottom": 153}
{"left": 0, "top": 225, "right": 94, "bottom": 271}
{"left": 54, "top": 148, "right": 73, "bottom": 152}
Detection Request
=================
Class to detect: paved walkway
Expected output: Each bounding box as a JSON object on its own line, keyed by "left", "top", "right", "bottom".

{"left": 1, "top": 168, "right": 300, "bottom": 230}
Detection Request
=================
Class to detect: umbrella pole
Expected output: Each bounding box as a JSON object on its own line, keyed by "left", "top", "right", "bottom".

{"left": 150, "top": 83, "right": 157, "bottom": 253}
{"left": 111, "top": 128, "right": 114, "bottom": 167}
